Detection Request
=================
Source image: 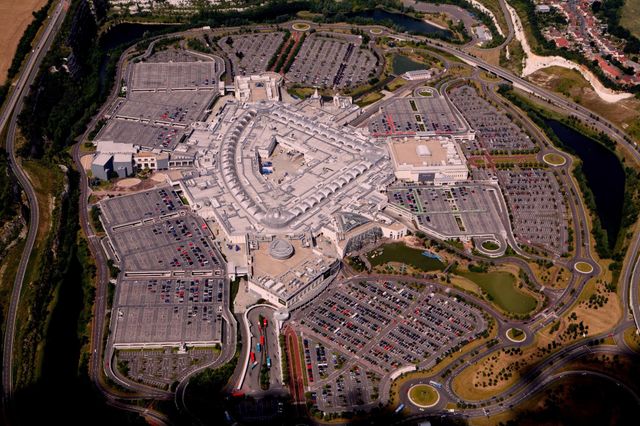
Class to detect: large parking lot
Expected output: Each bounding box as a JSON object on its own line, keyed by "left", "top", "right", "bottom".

{"left": 218, "top": 32, "right": 285, "bottom": 75}
{"left": 387, "top": 184, "right": 507, "bottom": 240}
{"left": 98, "top": 119, "right": 187, "bottom": 150}
{"left": 448, "top": 85, "right": 535, "bottom": 153}
{"left": 302, "top": 337, "right": 381, "bottom": 412}
{"left": 114, "top": 90, "right": 215, "bottom": 124}
{"left": 285, "top": 32, "right": 378, "bottom": 88}
{"left": 101, "top": 188, "right": 224, "bottom": 272}
{"left": 498, "top": 169, "right": 569, "bottom": 254}
{"left": 369, "top": 94, "right": 466, "bottom": 137}
{"left": 113, "top": 277, "right": 225, "bottom": 347}
{"left": 109, "top": 215, "right": 223, "bottom": 271}
{"left": 115, "top": 348, "right": 219, "bottom": 389}
{"left": 130, "top": 60, "right": 220, "bottom": 91}
{"left": 296, "top": 279, "right": 485, "bottom": 375}
{"left": 101, "top": 187, "right": 183, "bottom": 226}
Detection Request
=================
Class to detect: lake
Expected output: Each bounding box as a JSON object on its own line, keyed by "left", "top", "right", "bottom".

{"left": 350, "top": 9, "right": 452, "bottom": 38}
{"left": 545, "top": 119, "right": 625, "bottom": 249}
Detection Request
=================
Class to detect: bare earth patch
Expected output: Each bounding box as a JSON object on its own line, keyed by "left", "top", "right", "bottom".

{"left": 80, "top": 154, "right": 93, "bottom": 171}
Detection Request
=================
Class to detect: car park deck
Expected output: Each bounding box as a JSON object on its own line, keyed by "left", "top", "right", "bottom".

{"left": 113, "top": 278, "right": 224, "bottom": 347}
{"left": 130, "top": 60, "right": 220, "bottom": 91}
{"left": 387, "top": 183, "right": 507, "bottom": 240}
{"left": 368, "top": 94, "right": 467, "bottom": 137}
{"left": 100, "top": 188, "right": 224, "bottom": 273}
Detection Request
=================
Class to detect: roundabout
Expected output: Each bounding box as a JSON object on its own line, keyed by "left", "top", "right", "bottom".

{"left": 481, "top": 239, "right": 500, "bottom": 252}
{"left": 574, "top": 261, "right": 594, "bottom": 274}
{"left": 506, "top": 327, "right": 527, "bottom": 343}
{"left": 369, "top": 27, "right": 383, "bottom": 35}
{"left": 407, "top": 384, "right": 440, "bottom": 408}
{"left": 292, "top": 22, "right": 310, "bottom": 31}
{"left": 543, "top": 152, "right": 567, "bottom": 166}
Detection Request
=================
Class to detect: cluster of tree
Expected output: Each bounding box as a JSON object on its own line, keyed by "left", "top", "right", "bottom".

{"left": 593, "top": 0, "right": 640, "bottom": 54}
{"left": 418, "top": 0, "right": 504, "bottom": 47}
{"left": 283, "top": 33, "right": 306, "bottom": 73}
{"left": 0, "top": 150, "right": 17, "bottom": 224}
{"left": 186, "top": 37, "right": 212, "bottom": 53}
{"left": 267, "top": 30, "right": 291, "bottom": 69}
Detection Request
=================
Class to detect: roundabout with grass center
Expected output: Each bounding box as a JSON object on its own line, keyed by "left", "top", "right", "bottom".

{"left": 292, "top": 22, "right": 310, "bottom": 31}
{"left": 543, "top": 152, "right": 567, "bottom": 166}
{"left": 370, "top": 27, "right": 383, "bottom": 35}
{"left": 574, "top": 261, "right": 594, "bottom": 274}
{"left": 481, "top": 240, "right": 500, "bottom": 252}
{"left": 417, "top": 88, "right": 434, "bottom": 97}
{"left": 408, "top": 384, "right": 440, "bottom": 408}
{"left": 506, "top": 327, "right": 526, "bottom": 343}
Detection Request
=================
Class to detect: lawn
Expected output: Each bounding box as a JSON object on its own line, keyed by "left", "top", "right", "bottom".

{"left": 408, "top": 384, "right": 439, "bottom": 407}
{"left": 621, "top": 0, "right": 640, "bottom": 39}
{"left": 481, "top": 240, "right": 500, "bottom": 251}
{"left": 457, "top": 270, "right": 537, "bottom": 314}
{"left": 367, "top": 242, "right": 444, "bottom": 272}
{"left": 355, "top": 91, "right": 384, "bottom": 107}
{"left": 543, "top": 152, "right": 566, "bottom": 166}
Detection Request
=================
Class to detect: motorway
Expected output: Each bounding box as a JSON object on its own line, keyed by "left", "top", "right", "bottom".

{"left": 0, "top": 0, "right": 67, "bottom": 420}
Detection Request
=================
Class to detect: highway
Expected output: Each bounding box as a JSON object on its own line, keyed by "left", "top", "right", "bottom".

{"left": 0, "top": 0, "right": 67, "bottom": 420}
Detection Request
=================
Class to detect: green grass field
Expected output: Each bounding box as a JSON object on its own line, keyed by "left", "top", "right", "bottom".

{"left": 408, "top": 384, "right": 439, "bottom": 406}
{"left": 367, "top": 242, "right": 444, "bottom": 272}
{"left": 457, "top": 271, "right": 537, "bottom": 314}
{"left": 621, "top": 0, "right": 640, "bottom": 39}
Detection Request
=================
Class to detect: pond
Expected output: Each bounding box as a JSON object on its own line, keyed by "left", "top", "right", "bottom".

{"left": 545, "top": 119, "right": 625, "bottom": 249}
{"left": 350, "top": 9, "right": 452, "bottom": 38}
{"left": 392, "top": 54, "right": 426, "bottom": 74}
{"left": 367, "top": 242, "right": 445, "bottom": 272}
{"left": 100, "top": 22, "right": 178, "bottom": 50}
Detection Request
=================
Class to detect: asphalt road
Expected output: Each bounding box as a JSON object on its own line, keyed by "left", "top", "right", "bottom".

{"left": 0, "top": 1, "right": 67, "bottom": 419}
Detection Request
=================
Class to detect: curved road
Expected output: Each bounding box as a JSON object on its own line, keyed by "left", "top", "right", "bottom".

{"left": 0, "top": 0, "right": 67, "bottom": 418}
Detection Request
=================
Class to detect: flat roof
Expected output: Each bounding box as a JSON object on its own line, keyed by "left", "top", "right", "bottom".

{"left": 388, "top": 138, "right": 465, "bottom": 168}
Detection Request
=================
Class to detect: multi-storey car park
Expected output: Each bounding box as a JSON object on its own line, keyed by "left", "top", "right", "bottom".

{"left": 99, "top": 187, "right": 227, "bottom": 349}
{"left": 368, "top": 88, "right": 474, "bottom": 141}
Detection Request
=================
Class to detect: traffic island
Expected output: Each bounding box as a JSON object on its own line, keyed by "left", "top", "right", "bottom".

{"left": 543, "top": 153, "right": 567, "bottom": 166}
{"left": 506, "top": 327, "right": 526, "bottom": 343}
{"left": 574, "top": 261, "right": 594, "bottom": 274}
{"left": 407, "top": 384, "right": 440, "bottom": 408}
{"left": 292, "top": 23, "right": 310, "bottom": 31}
{"left": 370, "top": 28, "right": 383, "bottom": 35}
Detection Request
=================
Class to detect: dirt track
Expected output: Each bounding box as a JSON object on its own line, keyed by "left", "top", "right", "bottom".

{"left": 0, "top": 0, "right": 47, "bottom": 84}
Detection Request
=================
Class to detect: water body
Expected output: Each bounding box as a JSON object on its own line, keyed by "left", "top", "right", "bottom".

{"left": 350, "top": 9, "right": 452, "bottom": 38}
{"left": 545, "top": 119, "right": 625, "bottom": 249}
{"left": 100, "top": 22, "right": 177, "bottom": 50}
{"left": 392, "top": 54, "right": 426, "bottom": 74}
